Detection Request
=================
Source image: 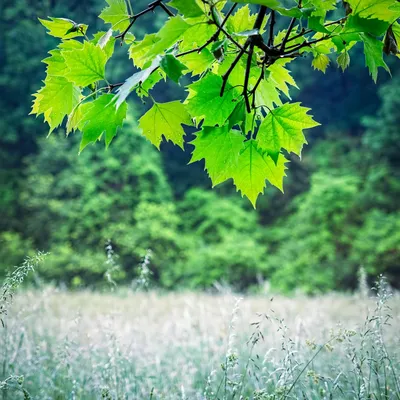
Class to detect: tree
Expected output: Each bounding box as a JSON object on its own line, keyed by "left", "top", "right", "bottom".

{"left": 31, "top": 0, "right": 400, "bottom": 207}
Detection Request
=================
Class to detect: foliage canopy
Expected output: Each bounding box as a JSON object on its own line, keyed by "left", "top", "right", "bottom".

{"left": 31, "top": 0, "right": 400, "bottom": 206}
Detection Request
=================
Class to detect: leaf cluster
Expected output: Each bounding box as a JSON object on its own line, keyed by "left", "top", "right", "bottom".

{"left": 31, "top": 0, "right": 400, "bottom": 206}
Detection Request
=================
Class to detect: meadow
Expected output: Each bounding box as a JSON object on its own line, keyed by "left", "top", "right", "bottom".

{"left": 1, "top": 281, "right": 399, "bottom": 399}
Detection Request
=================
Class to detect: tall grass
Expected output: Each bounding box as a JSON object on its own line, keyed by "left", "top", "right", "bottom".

{"left": 0, "top": 276, "right": 399, "bottom": 399}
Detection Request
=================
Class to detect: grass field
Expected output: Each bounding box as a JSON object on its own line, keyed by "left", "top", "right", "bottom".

{"left": 1, "top": 285, "right": 400, "bottom": 399}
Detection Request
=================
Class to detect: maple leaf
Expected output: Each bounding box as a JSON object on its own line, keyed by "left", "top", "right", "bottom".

{"left": 168, "top": 0, "right": 204, "bottom": 18}
{"left": 179, "top": 49, "right": 215, "bottom": 76}
{"left": 228, "top": 5, "right": 257, "bottom": 34}
{"left": 361, "top": 33, "right": 390, "bottom": 82}
{"left": 39, "top": 17, "right": 88, "bottom": 39}
{"left": 190, "top": 125, "right": 245, "bottom": 187}
{"left": 160, "top": 55, "right": 188, "bottom": 83}
{"left": 62, "top": 41, "right": 108, "bottom": 87}
{"left": 144, "top": 16, "right": 191, "bottom": 59}
{"left": 232, "top": 140, "right": 288, "bottom": 208}
{"left": 347, "top": 0, "right": 400, "bottom": 23}
{"left": 31, "top": 76, "right": 81, "bottom": 133}
{"left": 92, "top": 30, "right": 116, "bottom": 59}
{"left": 185, "top": 74, "right": 240, "bottom": 126}
{"left": 257, "top": 103, "right": 320, "bottom": 161}
{"left": 337, "top": 51, "right": 351, "bottom": 71}
{"left": 312, "top": 54, "right": 330, "bottom": 73}
{"left": 78, "top": 94, "right": 128, "bottom": 151}
{"left": 42, "top": 40, "right": 82, "bottom": 78}
{"left": 113, "top": 56, "right": 162, "bottom": 109}
{"left": 99, "top": 0, "right": 131, "bottom": 32}
{"left": 139, "top": 101, "right": 192, "bottom": 149}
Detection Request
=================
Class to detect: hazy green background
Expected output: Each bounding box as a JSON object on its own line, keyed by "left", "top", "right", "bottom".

{"left": 1, "top": 0, "right": 399, "bottom": 294}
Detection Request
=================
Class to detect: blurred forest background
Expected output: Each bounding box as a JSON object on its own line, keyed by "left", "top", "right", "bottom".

{"left": 1, "top": 0, "right": 399, "bottom": 294}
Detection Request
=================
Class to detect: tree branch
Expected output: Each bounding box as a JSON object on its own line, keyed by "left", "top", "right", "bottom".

{"left": 268, "top": 10, "right": 276, "bottom": 47}
{"left": 280, "top": 17, "right": 296, "bottom": 52}
{"left": 115, "top": 0, "right": 173, "bottom": 41}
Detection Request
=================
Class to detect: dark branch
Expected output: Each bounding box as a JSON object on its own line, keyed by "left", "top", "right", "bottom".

{"left": 268, "top": 10, "right": 276, "bottom": 47}
{"left": 280, "top": 17, "right": 296, "bottom": 52}
{"left": 115, "top": 0, "right": 173, "bottom": 41}
{"left": 243, "top": 45, "right": 254, "bottom": 113}
{"left": 220, "top": 43, "right": 249, "bottom": 96}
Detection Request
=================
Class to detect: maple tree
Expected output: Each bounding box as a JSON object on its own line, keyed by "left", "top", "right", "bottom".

{"left": 31, "top": 0, "right": 400, "bottom": 207}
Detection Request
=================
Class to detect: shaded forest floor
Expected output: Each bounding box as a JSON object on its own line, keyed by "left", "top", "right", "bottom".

{"left": 1, "top": 288, "right": 400, "bottom": 399}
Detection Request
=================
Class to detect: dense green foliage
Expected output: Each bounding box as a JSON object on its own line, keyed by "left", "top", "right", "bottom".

{"left": 0, "top": 0, "right": 399, "bottom": 293}
{"left": 30, "top": 0, "right": 400, "bottom": 206}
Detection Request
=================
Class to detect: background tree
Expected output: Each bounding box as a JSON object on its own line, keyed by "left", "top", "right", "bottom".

{"left": 1, "top": 0, "right": 399, "bottom": 292}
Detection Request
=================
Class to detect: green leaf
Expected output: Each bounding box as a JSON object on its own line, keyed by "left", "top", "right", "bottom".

{"left": 185, "top": 74, "right": 240, "bottom": 126}
{"left": 361, "top": 33, "right": 390, "bottom": 82}
{"left": 179, "top": 49, "right": 215, "bottom": 76}
{"left": 257, "top": 103, "right": 320, "bottom": 160}
{"left": 63, "top": 41, "right": 108, "bottom": 87}
{"left": 113, "top": 56, "right": 162, "bottom": 108}
{"left": 180, "top": 17, "right": 217, "bottom": 51}
{"left": 190, "top": 125, "right": 245, "bottom": 186}
{"left": 43, "top": 41, "right": 83, "bottom": 78}
{"left": 347, "top": 0, "right": 400, "bottom": 23}
{"left": 268, "top": 60, "right": 298, "bottom": 98}
{"left": 129, "top": 34, "right": 160, "bottom": 68}
{"left": 231, "top": 140, "right": 287, "bottom": 208}
{"left": 344, "top": 15, "right": 390, "bottom": 36}
{"left": 312, "top": 54, "right": 330, "bottom": 73}
{"left": 160, "top": 55, "right": 188, "bottom": 83}
{"left": 390, "top": 22, "right": 400, "bottom": 58}
{"left": 92, "top": 30, "right": 116, "bottom": 59}
{"left": 308, "top": 17, "right": 331, "bottom": 34}
{"left": 168, "top": 0, "right": 204, "bottom": 18}
{"left": 302, "top": 0, "right": 337, "bottom": 17}
{"left": 31, "top": 76, "right": 81, "bottom": 133}
{"left": 231, "top": 0, "right": 280, "bottom": 8}
{"left": 337, "top": 51, "right": 351, "bottom": 71}
{"left": 228, "top": 5, "right": 257, "bottom": 34}
{"left": 138, "top": 101, "right": 192, "bottom": 149}
{"left": 39, "top": 17, "right": 88, "bottom": 39}
{"left": 145, "top": 16, "right": 191, "bottom": 58}
{"left": 137, "top": 71, "right": 165, "bottom": 98}
{"left": 255, "top": 78, "right": 283, "bottom": 109}
{"left": 99, "top": 0, "right": 131, "bottom": 32}
{"left": 78, "top": 94, "right": 127, "bottom": 151}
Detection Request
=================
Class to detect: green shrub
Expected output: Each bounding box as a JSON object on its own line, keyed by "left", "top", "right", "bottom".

{"left": 166, "top": 234, "right": 267, "bottom": 290}
{"left": 265, "top": 173, "right": 360, "bottom": 294}
{"left": 351, "top": 210, "right": 400, "bottom": 284}
{"left": 0, "top": 232, "right": 33, "bottom": 278}
{"left": 179, "top": 189, "right": 259, "bottom": 242}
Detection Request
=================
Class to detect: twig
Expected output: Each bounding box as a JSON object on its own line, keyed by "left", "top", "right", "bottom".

{"left": 220, "top": 43, "right": 249, "bottom": 96}
{"left": 243, "top": 45, "right": 254, "bottom": 113}
{"left": 268, "top": 10, "right": 276, "bottom": 47}
{"left": 280, "top": 17, "right": 297, "bottom": 52}
{"left": 116, "top": 0, "right": 173, "bottom": 41}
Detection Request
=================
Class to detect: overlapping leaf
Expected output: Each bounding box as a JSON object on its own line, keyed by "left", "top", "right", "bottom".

{"left": 231, "top": 140, "right": 287, "bottom": 208}
{"left": 99, "top": 0, "right": 130, "bottom": 32}
{"left": 190, "top": 125, "right": 245, "bottom": 186}
{"left": 39, "top": 17, "right": 88, "bottom": 39}
{"left": 361, "top": 33, "right": 390, "bottom": 82}
{"left": 114, "top": 56, "right": 162, "bottom": 108}
{"left": 257, "top": 103, "right": 320, "bottom": 161}
{"left": 62, "top": 41, "right": 108, "bottom": 87}
{"left": 139, "top": 101, "right": 192, "bottom": 149}
{"left": 78, "top": 94, "right": 128, "bottom": 151}
{"left": 31, "top": 76, "right": 81, "bottom": 133}
{"left": 347, "top": 0, "right": 400, "bottom": 23}
{"left": 185, "top": 74, "right": 240, "bottom": 126}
